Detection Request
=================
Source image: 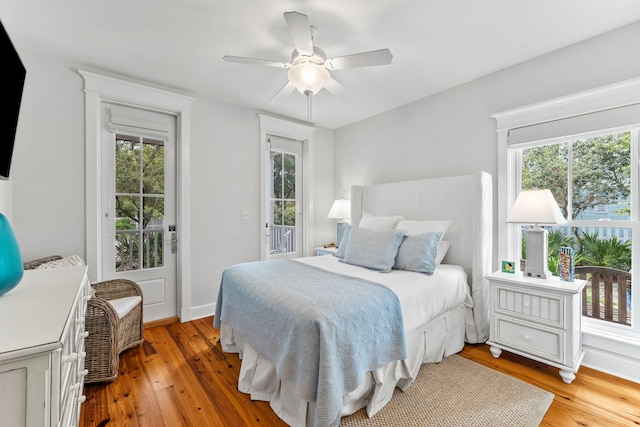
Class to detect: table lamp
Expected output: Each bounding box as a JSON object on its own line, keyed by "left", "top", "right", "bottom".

{"left": 506, "top": 189, "right": 565, "bottom": 279}
{"left": 327, "top": 198, "right": 350, "bottom": 247}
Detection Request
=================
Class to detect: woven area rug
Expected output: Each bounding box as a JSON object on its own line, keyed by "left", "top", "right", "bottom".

{"left": 340, "top": 355, "right": 554, "bottom": 427}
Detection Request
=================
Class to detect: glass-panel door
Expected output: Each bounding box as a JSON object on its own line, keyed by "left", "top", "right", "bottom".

{"left": 266, "top": 135, "right": 302, "bottom": 259}
{"left": 100, "top": 103, "right": 177, "bottom": 322}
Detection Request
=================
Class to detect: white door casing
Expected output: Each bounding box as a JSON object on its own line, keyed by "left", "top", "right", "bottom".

{"left": 80, "top": 70, "right": 194, "bottom": 322}
{"left": 258, "top": 114, "right": 316, "bottom": 260}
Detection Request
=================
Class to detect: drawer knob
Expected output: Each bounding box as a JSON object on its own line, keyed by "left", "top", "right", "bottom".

{"left": 81, "top": 369, "right": 89, "bottom": 377}
{"left": 523, "top": 334, "right": 530, "bottom": 341}
{"left": 79, "top": 395, "right": 87, "bottom": 404}
{"left": 82, "top": 331, "right": 89, "bottom": 338}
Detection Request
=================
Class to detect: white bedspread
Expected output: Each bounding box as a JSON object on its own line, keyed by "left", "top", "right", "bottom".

{"left": 295, "top": 255, "right": 471, "bottom": 332}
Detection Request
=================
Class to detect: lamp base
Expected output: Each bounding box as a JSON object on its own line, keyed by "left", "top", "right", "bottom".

{"left": 524, "top": 227, "right": 550, "bottom": 279}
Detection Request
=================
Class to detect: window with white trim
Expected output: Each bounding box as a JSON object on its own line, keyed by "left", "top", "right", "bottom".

{"left": 493, "top": 82, "right": 640, "bottom": 340}
{"left": 515, "top": 129, "right": 636, "bottom": 328}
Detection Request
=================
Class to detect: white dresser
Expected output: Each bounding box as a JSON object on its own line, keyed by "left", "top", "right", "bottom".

{"left": 486, "top": 271, "right": 586, "bottom": 384}
{"left": 0, "top": 266, "right": 91, "bottom": 427}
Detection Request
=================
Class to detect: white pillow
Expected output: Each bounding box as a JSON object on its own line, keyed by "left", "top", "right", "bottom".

{"left": 359, "top": 212, "right": 404, "bottom": 230}
{"left": 395, "top": 219, "right": 452, "bottom": 236}
{"left": 435, "top": 240, "right": 451, "bottom": 264}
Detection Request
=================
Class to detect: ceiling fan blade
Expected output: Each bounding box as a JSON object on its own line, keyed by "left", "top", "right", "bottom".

{"left": 223, "top": 55, "right": 289, "bottom": 68}
{"left": 324, "top": 78, "right": 351, "bottom": 103}
{"left": 270, "top": 81, "right": 297, "bottom": 103}
{"left": 283, "top": 11, "right": 314, "bottom": 56}
{"left": 326, "top": 49, "right": 393, "bottom": 70}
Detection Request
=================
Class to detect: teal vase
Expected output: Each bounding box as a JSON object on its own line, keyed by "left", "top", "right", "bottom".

{"left": 0, "top": 213, "right": 23, "bottom": 296}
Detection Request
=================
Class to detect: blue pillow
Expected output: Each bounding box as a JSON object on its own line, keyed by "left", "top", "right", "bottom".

{"left": 342, "top": 227, "right": 406, "bottom": 273}
{"left": 334, "top": 224, "right": 352, "bottom": 259}
{"left": 393, "top": 231, "right": 443, "bottom": 275}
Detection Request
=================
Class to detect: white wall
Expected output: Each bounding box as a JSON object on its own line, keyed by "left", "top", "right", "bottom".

{"left": 9, "top": 50, "right": 336, "bottom": 318}
{"left": 334, "top": 21, "right": 640, "bottom": 382}
{"left": 335, "top": 20, "right": 640, "bottom": 268}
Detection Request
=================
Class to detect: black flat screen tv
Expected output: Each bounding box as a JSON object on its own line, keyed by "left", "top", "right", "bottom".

{"left": 1, "top": 20, "right": 26, "bottom": 180}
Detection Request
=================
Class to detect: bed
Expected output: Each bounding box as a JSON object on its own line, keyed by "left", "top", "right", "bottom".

{"left": 214, "top": 171, "right": 493, "bottom": 427}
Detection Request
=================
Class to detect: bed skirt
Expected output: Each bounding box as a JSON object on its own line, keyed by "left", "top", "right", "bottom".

{"left": 218, "top": 304, "right": 466, "bottom": 427}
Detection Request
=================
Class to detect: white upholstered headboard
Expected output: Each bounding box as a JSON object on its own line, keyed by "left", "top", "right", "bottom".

{"left": 350, "top": 171, "right": 492, "bottom": 343}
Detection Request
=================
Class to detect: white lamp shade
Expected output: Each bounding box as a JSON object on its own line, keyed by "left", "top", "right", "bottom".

{"left": 327, "top": 199, "right": 351, "bottom": 220}
{"left": 506, "top": 189, "right": 566, "bottom": 225}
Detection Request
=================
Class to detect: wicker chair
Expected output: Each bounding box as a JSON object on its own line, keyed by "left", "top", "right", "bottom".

{"left": 85, "top": 278, "right": 144, "bottom": 383}
{"left": 24, "top": 256, "right": 144, "bottom": 383}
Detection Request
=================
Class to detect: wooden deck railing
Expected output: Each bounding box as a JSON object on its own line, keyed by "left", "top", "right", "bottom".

{"left": 575, "top": 266, "right": 631, "bottom": 326}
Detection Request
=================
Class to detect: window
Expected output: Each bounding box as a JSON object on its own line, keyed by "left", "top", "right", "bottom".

{"left": 518, "top": 130, "right": 634, "bottom": 327}
{"left": 493, "top": 80, "right": 640, "bottom": 345}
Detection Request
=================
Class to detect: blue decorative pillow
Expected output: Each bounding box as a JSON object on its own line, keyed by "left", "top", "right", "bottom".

{"left": 393, "top": 231, "right": 443, "bottom": 275}
{"left": 334, "top": 224, "right": 352, "bottom": 259}
{"left": 342, "top": 227, "right": 406, "bottom": 273}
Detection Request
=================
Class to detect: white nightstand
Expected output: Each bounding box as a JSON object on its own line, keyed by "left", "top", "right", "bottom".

{"left": 485, "top": 271, "right": 586, "bottom": 384}
{"left": 314, "top": 246, "right": 338, "bottom": 256}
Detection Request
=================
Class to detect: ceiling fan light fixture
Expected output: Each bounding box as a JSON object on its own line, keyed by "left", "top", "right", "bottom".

{"left": 287, "top": 60, "right": 330, "bottom": 95}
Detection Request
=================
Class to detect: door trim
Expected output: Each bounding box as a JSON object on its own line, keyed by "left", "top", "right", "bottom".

{"left": 80, "top": 70, "right": 195, "bottom": 321}
{"left": 259, "top": 115, "right": 316, "bottom": 259}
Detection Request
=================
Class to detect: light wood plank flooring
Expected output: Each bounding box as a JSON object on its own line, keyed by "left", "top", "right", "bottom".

{"left": 80, "top": 316, "right": 640, "bottom": 426}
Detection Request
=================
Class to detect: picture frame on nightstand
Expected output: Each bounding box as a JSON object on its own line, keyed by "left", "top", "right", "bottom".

{"left": 501, "top": 260, "right": 515, "bottom": 273}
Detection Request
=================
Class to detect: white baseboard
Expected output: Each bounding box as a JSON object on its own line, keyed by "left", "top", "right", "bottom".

{"left": 180, "top": 303, "right": 215, "bottom": 323}
{"left": 582, "top": 329, "right": 640, "bottom": 384}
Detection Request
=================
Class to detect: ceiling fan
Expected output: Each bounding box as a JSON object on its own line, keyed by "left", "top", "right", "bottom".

{"left": 223, "top": 11, "right": 393, "bottom": 120}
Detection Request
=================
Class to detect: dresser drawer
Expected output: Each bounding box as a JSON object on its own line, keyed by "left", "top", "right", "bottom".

{"left": 494, "top": 285, "right": 564, "bottom": 328}
{"left": 494, "top": 316, "right": 564, "bottom": 363}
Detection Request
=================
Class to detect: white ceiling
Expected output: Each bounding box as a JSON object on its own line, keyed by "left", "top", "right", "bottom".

{"left": 2, "top": 0, "right": 640, "bottom": 129}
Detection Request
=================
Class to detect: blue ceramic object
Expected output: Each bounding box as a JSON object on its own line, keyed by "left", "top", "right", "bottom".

{"left": 0, "top": 213, "right": 23, "bottom": 296}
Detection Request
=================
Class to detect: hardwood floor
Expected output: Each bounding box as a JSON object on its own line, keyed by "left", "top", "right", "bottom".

{"left": 80, "top": 316, "right": 640, "bottom": 427}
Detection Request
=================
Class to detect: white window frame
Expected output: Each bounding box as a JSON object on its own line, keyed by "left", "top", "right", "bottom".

{"left": 258, "top": 114, "right": 315, "bottom": 259}
{"left": 492, "top": 76, "right": 640, "bottom": 382}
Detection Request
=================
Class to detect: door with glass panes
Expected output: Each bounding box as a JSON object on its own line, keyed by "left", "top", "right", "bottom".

{"left": 100, "top": 103, "right": 177, "bottom": 322}
{"left": 265, "top": 135, "right": 303, "bottom": 259}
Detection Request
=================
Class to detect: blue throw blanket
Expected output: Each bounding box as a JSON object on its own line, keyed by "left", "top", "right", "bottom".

{"left": 214, "top": 259, "right": 408, "bottom": 427}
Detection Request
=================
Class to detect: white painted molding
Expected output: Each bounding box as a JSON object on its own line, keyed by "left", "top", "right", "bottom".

{"left": 492, "top": 76, "right": 640, "bottom": 131}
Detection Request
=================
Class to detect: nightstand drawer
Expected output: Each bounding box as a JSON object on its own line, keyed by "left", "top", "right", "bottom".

{"left": 495, "top": 286, "right": 564, "bottom": 328}
{"left": 494, "top": 316, "right": 564, "bottom": 363}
